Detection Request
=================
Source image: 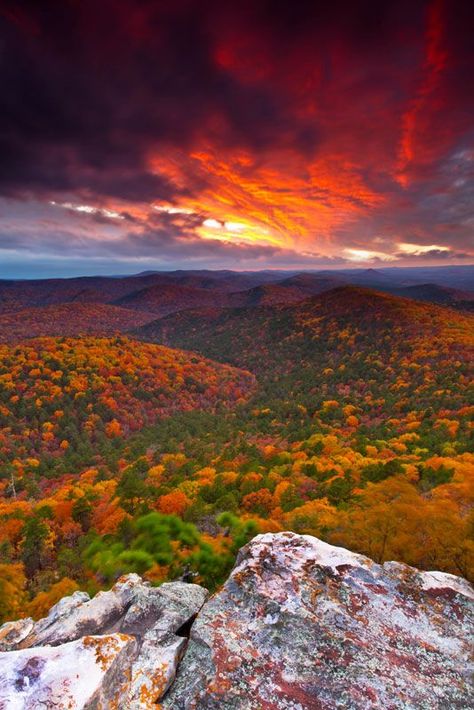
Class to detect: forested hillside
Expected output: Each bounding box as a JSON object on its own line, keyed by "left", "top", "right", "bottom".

{"left": 0, "top": 287, "right": 472, "bottom": 623}
{"left": 0, "top": 304, "right": 158, "bottom": 343}
{"left": 0, "top": 336, "right": 255, "bottom": 482}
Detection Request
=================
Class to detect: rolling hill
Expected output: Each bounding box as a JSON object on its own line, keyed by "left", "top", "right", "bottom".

{"left": 0, "top": 270, "right": 290, "bottom": 315}
{"left": 226, "top": 283, "right": 310, "bottom": 307}
{"left": 150, "top": 269, "right": 291, "bottom": 291}
{"left": 381, "top": 283, "right": 474, "bottom": 311}
{"left": 275, "top": 273, "right": 347, "bottom": 294}
{"left": 114, "top": 280, "right": 323, "bottom": 315}
{"left": 134, "top": 286, "right": 474, "bottom": 415}
{"left": 0, "top": 335, "right": 256, "bottom": 475}
{"left": 113, "top": 283, "right": 225, "bottom": 316}
{"left": 0, "top": 303, "right": 158, "bottom": 343}
{"left": 0, "top": 275, "right": 156, "bottom": 313}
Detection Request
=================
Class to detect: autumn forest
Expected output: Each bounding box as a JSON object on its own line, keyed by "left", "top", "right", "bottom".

{"left": 0, "top": 267, "right": 473, "bottom": 622}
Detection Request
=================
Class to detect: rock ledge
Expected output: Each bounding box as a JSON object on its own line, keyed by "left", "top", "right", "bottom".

{"left": 1, "top": 532, "right": 473, "bottom": 709}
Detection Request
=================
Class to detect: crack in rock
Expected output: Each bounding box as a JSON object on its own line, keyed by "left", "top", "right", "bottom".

{"left": 1, "top": 534, "right": 473, "bottom": 709}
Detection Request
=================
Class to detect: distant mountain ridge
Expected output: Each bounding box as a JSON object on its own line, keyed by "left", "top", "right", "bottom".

{"left": 0, "top": 267, "right": 473, "bottom": 345}
{"left": 381, "top": 282, "right": 474, "bottom": 310}
{"left": 1, "top": 265, "right": 472, "bottom": 313}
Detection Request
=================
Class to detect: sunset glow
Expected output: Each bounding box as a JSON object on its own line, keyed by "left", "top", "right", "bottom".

{"left": 0, "top": 0, "right": 472, "bottom": 276}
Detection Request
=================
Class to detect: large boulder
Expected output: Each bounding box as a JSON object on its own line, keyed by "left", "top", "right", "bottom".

{"left": 0, "top": 574, "right": 208, "bottom": 709}
{"left": 0, "top": 634, "right": 135, "bottom": 709}
{"left": 0, "top": 533, "right": 472, "bottom": 709}
{"left": 163, "top": 532, "right": 474, "bottom": 709}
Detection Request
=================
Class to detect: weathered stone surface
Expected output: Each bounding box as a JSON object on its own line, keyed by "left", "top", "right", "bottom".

{"left": 20, "top": 574, "right": 142, "bottom": 648}
{"left": 0, "top": 575, "right": 208, "bottom": 709}
{"left": 0, "top": 633, "right": 135, "bottom": 709}
{"left": 0, "top": 618, "right": 34, "bottom": 652}
{"left": 162, "top": 532, "right": 474, "bottom": 709}
{"left": 123, "top": 581, "right": 208, "bottom": 708}
{"left": 1, "top": 535, "right": 472, "bottom": 709}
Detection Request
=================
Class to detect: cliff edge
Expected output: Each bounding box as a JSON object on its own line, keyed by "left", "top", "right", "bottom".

{"left": 0, "top": 532, "right": 473, "bottom": 709}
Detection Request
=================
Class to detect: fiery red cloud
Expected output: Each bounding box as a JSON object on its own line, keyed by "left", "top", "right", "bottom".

{"left": 0, "top": 0, "right": 472, "bottom": 273}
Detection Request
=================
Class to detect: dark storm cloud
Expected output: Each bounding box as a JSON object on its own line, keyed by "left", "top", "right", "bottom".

{"left": 0, "top": 0, "right": 473, "bottom": 272}
{"left": 1, "top": 0, "right": 461, "bottom": 201}
{"left": 0, "top": 0, "right": 334, "bottom": 200}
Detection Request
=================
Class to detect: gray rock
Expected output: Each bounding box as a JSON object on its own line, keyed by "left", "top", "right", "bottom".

{"left": 0, "top": 575, "right": 208, "bottom": 708}
{"left": 0, "top": 633, "right": 136, "bottom": 709}
{"left": 22, "top": 573, "right": 144, "bottom": 648}
{"left": 1, "top": 535, "right": 473, "bottom": 709}
{"left": 0, "top": 618, "right": 34, "bottom": 652}
{"left": 121, "top": 581, "right": 208, "bottom": 707}
{"left": 162, "top": 532, "right": 474, "bottom": 709}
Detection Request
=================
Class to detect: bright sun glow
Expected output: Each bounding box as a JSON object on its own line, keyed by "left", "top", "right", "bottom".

{"left": 153, "top": 204, "right": 195, "bottom": 215}
{"left": 197, "top": 214, "right": 284, "bottom": 247}
{"left": 202, "top": 218, "right": 222, "bottom": 228}
{"left": 50, "top": 201, "right": 124, "bottom": 220}
{"left": 224, "top": 221, "right": 246, "bottom": 233}
{"left": 344, "top": 248, "right": 396, "bottom": 262}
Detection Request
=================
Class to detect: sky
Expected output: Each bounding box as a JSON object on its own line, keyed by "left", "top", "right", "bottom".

{"left": 0, "top": 0, "right": 473, "bottom": 278}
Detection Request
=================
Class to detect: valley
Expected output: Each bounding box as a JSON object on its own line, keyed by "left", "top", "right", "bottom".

{"left": 0, "top": 267, "right": 473, "bottom": 622}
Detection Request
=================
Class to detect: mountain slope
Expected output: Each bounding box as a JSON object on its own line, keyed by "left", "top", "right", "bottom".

{"left": 226, "top": 283, "right": 310, "bottom": 307}
{"left": 134, "top": 286, "right": 474, "bottom": 428}
{"left": 276, "top": 273, "right": 348, "bottom": 294}
{"left": 224, "top": 276, "right": 349, "bottom": 307}
{"left": 135, "top": 285, "right": 474, "bottom": 370}
{"left": 152, "top": 269, "right": 291, "bottom": 292}
{"left": 114, "top": 279, "right": 336, "bottom": 315}
{"left": 0, "top": 303, "right": 158, "bottom": 343}
{"left": 381, "top": 283, "right": 474, "bottom": 310}
{"left": 113, "top": 283, "right": 227, "bottom": 316}
{"left": 0, "top": 275, "right": 162, "bottom": 313}
{"left": 0, "top": 336, "right": 255, "bottom": 475}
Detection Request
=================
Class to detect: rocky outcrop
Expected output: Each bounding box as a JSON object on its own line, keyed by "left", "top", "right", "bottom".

{"left": 1, "top": 533, "right": 473, "bottom": 709}
{"left": 164, "top": 533, "right": 474, "bottom": 709}
{"left": 0, "top": 634, "right": 135, "bottom": 709}
{"left": 0, "top": 575, "right": 208, "bottom": 708}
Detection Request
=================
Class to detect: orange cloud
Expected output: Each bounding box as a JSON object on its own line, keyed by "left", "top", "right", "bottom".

{"left": 159, "top": 148, "right": 386, "bottom": 253}
{"left": 397, "top": 0, "right": 448, "bottom": 185}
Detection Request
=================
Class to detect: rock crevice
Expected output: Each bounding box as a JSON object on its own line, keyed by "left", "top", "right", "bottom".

{"left": 0, "top": 576, "right": 208, "bottom": 708}
{"left": 1, "top": 533, "right": 473, "bottom": 709}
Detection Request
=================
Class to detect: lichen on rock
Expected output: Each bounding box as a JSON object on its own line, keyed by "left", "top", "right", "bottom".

{"left": 0, "top": 533, "right": 472, "bottom": 709}
{"left": 0, "top": 633, "right": 135, "bottom": 709}
{"left": 162, "top": 532, "right": 474, "bottom": 709}
{"left": 0, "top": 575, "right": 207, "bottom": 709}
